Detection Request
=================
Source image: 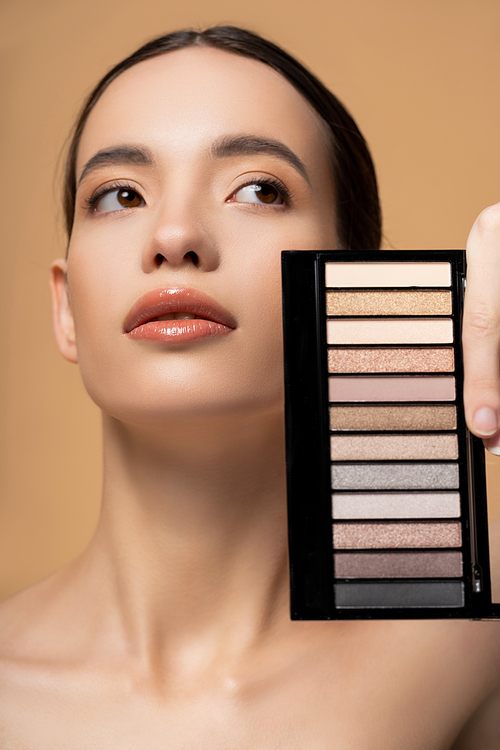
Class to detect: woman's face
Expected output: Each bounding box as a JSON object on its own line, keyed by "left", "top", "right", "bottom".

{"left": 53, "top": 47, "right": 337, "bottom": 425}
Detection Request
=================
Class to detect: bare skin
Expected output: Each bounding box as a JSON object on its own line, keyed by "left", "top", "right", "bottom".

{"left": 1, "top": 47, "right": 500, "bottom": 749}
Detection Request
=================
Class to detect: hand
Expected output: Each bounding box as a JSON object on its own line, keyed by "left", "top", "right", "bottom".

{"left": 463, "top": 203, "right": 500, "bottom": 455}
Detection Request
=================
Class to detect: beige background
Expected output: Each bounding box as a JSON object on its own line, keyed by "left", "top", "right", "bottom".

{"left": 1, "top": 0, "right": 499, "bottom": 599}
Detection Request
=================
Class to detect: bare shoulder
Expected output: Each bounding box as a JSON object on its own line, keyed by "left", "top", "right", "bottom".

{"left": 0, "top": 567, "right": 73, "bottom": 659}
{"left": 0, "top": 566, "right": 101, "bottom": 747}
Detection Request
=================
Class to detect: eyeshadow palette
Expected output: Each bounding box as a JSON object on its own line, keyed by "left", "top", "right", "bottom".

{"left": 282, "top": 250, "right": 500, "bottom": 620}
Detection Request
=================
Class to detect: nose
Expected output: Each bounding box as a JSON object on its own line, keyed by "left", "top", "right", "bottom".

{"left": 142, "top": 198, "right": 220, "bottom": 274}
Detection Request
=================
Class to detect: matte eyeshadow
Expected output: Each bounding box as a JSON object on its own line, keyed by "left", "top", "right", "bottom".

{"left": 333, "top": 520, "right": 462, "bottom": 549}
{"left": 326, "top": 290, "right": 452, "bottom": 317}
{"left": 329, "top": 405, "right": 457, "bottom": 431}
{"left": 330, "top": 434, "right": 458, "bottom": 461}
{"left": 327, "top": 318, "right": 454, "bottom": 345}
{"left": 334, "top": 581, "right": 464, "bottom": 608}
{"left": 333, "top": 550, "right": 463, "bottom": 578}
{"left": 331, "top": 491, "right": 461, "bottom": 519}
{"left": 331, "top": 462, "right": 460, "bottom": 490}
{"left": 325, "top": 262, "right": 452, "bottom": 288}
{"left": 328, "top": 376, "right": 455, "bottom": 402}
{"left": 327, "top": 347, "right": 455, "bottom": 374}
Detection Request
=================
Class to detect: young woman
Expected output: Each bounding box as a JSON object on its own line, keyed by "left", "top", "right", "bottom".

{"left": 1, "top": 26, "right": 500, "bottom": 749}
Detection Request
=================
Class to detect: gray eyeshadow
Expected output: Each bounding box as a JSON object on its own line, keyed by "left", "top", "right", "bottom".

{"left": 331, "top": 462, "right": 459, "bottom": 490}
{"left": 334, "top": 581, "right": 464, "bottom": 608}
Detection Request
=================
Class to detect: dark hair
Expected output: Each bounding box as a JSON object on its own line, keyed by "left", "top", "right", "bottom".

{"left": 63, "top": 25, "right": 381, "bottom": 250}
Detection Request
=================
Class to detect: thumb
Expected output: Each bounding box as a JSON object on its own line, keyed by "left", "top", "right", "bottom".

{"left": 463, "top": 203, "right": 500, "bottom": 454}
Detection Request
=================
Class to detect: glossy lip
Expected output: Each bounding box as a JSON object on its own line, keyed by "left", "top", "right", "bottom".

{"left": 123, "top": 287, "right": 237, "bottom": 343}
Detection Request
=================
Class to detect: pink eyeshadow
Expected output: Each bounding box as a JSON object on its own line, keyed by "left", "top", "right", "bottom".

{"left": 328, "top": 376, "right": 455, "bottom": 402}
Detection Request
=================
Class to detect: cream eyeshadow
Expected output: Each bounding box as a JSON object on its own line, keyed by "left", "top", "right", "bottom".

{"left": 325, "top": 261, "right": 451, "bottom": 288}
{"left": 326, "top": 318, "right": 454, "bottom": 345}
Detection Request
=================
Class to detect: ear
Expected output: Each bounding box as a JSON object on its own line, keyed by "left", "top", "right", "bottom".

{"left": 50, "top": 259, "right": 78, "bottom": 364}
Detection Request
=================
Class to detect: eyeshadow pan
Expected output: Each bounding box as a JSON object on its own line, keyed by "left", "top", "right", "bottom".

{"left": 333, "top": 550, "right": 463, "bottom": 578}
{"left": 327, "top": 318, "right": 454, "bottom": 345}
{"left": 331, "top": 491, "right": 461, "bottom": 519}
{"left": 331, "top": 462, "right": 460, "bottom": 490}
{"left": 325, "top": 262, "right": 451, "bottom": 288}
{"left": 328, "top": 376, "right": 456, "bottom": 402}
{"left": 329, "top": 405, "right": 457, "bottom": 431}
{"left": 333, "top": 520, "right": 462, "bottom": 549}
{"left": 330, "top": 434, "right": 458, "bottom": 461}
{"left": 327, "top": 347, "right": 455, "bottom": 374}
{"left": 334, "top": 581, "right": 464, "bottom": 608}
{"left": 326, "top": 290, "right": 452, "bottom": 317}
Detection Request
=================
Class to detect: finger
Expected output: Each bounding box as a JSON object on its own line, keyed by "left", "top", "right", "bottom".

{"left": 463, "top": 203, "right": 500, "bottom": 454}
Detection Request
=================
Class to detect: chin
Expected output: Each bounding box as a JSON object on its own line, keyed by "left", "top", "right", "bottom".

{"left": 83, "top": 376, "right": 285, "bottom": 429}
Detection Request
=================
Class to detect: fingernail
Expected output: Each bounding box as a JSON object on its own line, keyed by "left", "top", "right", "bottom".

{"left": 473, "top": 407, "right": 498, "bottom": 436}
{"left": 485, "top": 435, "right": 500, "bottom": 456}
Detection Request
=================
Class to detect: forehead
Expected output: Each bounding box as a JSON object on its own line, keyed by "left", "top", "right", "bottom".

{"left": 77, "top": 46, "right": 331, "bottom": 172}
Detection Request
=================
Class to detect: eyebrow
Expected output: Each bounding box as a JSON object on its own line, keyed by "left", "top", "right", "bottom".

{"left": 76, "top": 135, "right": 310, "bottom": 188}
{"left": 77, "top": 145, "right": 155, "bottom": 187}
{"left": 211, "top": 135, "right": 310, "bottom": 184}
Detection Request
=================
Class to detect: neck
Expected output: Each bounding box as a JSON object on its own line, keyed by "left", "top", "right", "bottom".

{"left": 84, "top": 408, "right": 290, "bottom": 671}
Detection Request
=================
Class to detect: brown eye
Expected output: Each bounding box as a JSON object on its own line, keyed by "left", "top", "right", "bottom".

{"left": 254, "top": 184, "right": 280, "bottom": 203}
{"left": 116, "top": 189, "right": 142, "bottom": 208}
{"left": 94, "top": 187, "right": 144, "bottom": 213}
{"left": 233, "top": 183, "right": 284, "bottom": 205}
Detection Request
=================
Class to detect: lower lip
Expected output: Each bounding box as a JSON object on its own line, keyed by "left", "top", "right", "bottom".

{"left": 126, "top": 319, "right": 233, "bottom": 343}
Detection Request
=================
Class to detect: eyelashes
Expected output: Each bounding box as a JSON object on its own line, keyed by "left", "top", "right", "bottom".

{"left": 84, "top": 182, "right": 143, "bottom": 213}
{"left": 83, "top": 176, "right": 294, "bottom": 215}
{"left": 230, "top": 177, "right": 293, "bottom": 205}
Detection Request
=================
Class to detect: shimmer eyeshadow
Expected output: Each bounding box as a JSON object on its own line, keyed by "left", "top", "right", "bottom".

{"left": 334, "top": 551, "right": 463, "bottom": 579}
{"left": 282, "top": 250, "right": 497, "bottom": 620}
{"left": 333, "top": 520, "right": 462, "bottom": 549}
{"left": 331, "top": 492, "right": 461, "bottom": 519}
{"left": 326, "top": 290, "right": 452, "bottom": 317}
{"left": 329, "top": 405, "right": 457, "bottom": 431}
{"left": 328, "top": 347, "right": 455, "bottom": 374}
{"left": 331, "top": 462, "right": 460, "bottom": 490}
{"left": 330, "top": 434, "right": 458, "bottom": 461}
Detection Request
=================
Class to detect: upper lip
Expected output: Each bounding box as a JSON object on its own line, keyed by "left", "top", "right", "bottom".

{"left": 123, "top": 287, "right": 237, "bottom": 333}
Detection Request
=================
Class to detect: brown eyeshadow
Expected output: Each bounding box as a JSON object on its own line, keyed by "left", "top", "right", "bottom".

{"left": 333, "top": 521, "right": 462, "bottom": 549}
{"left": 326, "top": 290, "right": 452, "bottom": 317}
{"left": 334, "top": 550, "right": 463, "bottom": 578}
{"left": 327, "top": 347, "right": 455, "bottom": 374}
{"left": 329, "top": 404, "right": 457, "bottom": 431}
